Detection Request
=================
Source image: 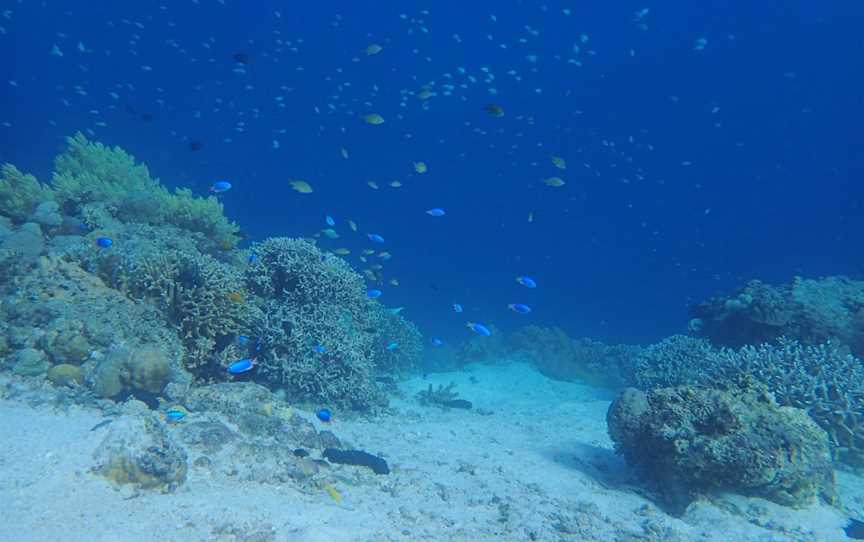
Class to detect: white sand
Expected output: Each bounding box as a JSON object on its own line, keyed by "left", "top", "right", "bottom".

{"left": 0, "top": 361, "right": 857, "bottom": 542}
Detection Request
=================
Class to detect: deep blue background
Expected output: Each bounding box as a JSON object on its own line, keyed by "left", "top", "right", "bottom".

{"left": 2, "top": 1, "right": 862, "bottom": 346}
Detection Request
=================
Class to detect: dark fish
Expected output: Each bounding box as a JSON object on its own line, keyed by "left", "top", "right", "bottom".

{"left": 233, "top": 51, "right": 251, "bottom": 64}
{"left": 485, "top": 104, "right": 505, "bottom": 117}
{"left": 293, "top": 448, "right": 309, "bottom": 458}
{"left": 90, "top": 419, "right": 113, "bottom": 431}
{"left": 188, "top": 141, "right": 204, "bottom": 152}
{"left": 846, "top": 518, "right": 864, "bottom": 540}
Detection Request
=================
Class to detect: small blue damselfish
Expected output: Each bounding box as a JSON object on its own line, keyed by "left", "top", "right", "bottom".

{"left": 467, "top": 322, "right": 492, "bottom": 337}
{"left": 316, "top": 408, "right": 333, "bottom": 422}
{"left": 227, "top": 358, "right": 255, "bottom": 374}
{"left": 95, "top": 236, "right": 113, "bottom": 248}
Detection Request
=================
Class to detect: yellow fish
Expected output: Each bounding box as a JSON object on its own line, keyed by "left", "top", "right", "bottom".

{"left": 417, "top": 88, "right": 434, "bottom": 100}
{"left": 528, "top": 211, "right": 534, "bottom": 223}
{"left": 413, "top": 161, "right": 427, "bottom": 174}
{"left": 551, "top": 156, "right": 566, "bottom": 170}
{"left": 333, "top": 248, "right": 350, "bottom": 255}
{"left": 390, "top": 180, "right": 402, "bottom": 188}
{"left": 348, "top": 220, "right": 358, "bottom": 232}
{"left": 367, "top": 181, "right": 379, "bottom": 190}
{"left": 289, "top": 179, "right": 313, "bottom": 193}
{"left": 365, "top": 44, "right": 383, "bottom": 55}
{"left": 363, "top": 113, "right": 385, "bottom": 125}
{"left": 362, "top": 249, "right": 375, "bottom": 255}
{"left": 543, "top": 177, "right": 565, "bottom": 187}
{"left": 323, "top": 483, "right": 342, "bottom": 504}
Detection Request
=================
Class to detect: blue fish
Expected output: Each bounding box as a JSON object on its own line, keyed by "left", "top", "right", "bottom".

{"left": 431, "top": 337, "right": 444, "bottom": 347}
{"left": 313, "top": 344, "right": 326, "bottom": 354}
{"left": 516, "top": 276, "right": 537, "bottom": 288}
{"left": 227, "top": 358, "right": 255, "bottom": 374}
{"left": 325, "top": 215, "right": 336, "bottom": 227}
{"left": 210, "top": 180, "right": 232, "bottom": 193}
{"left": 248, "top": 253, "right": 258, "bottom": 264}
{"left": 508, "top": 303, "right": 532, "bottom": 314}
{"left": 165, "top": 409, "right": 186, "bottom": 422}
{"left": 316, "top": 408, "right": 333, "bottom": 422}
{"left": 452, "top": 303, "right": 463, "bottom": 313}
{"left": 95, "top": 236, "right": 113, "bottom": 248}
{"left": 367, "top": 233, "right": 385, "bottom": 243}
{"left": 467, "top": 322, "right": 492, "bottom": 337}
{"left": 386, "top": 341, "right": 399, "bottom": 350}
{"left": 236, "top": 335, "right": 251, "bottom": 347}
{"left": 367, "top": 289, "right": 383, "bottom": 298}
{"left": 426, "top": 208, "right": 445, "bottom": 217}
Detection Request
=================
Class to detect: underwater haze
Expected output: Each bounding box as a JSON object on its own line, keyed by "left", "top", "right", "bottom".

{"left": 2, "top": 1, "right": 864, "bottom": 541}
{"left": 4, "top": 1, "right": 862, "bottom": 344}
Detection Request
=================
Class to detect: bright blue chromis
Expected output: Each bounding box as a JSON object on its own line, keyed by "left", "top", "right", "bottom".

{"left": 313, "top": 344, "right": 326, "bottom": 354}
{"left": 508, "top": 303, "right": 532, "bottom": 314}
{"left": 430, "top": 337, "right": 444, "bottom": 347}
{"left": 367, "top": 233, "right": 385, "bottom": 243}
{"left": 165, "top": 409, "right": 186, "bottom": 422}
{"left": 325, "top": 215, "right": 335, "bottom": 226}
{"left": 452, "top": 303, "right": 463, "bottom": 313}
{"left": 95, "top": 236, "right": 113, "bottom": 248}
{"left": 210, "top": 180, "right": 232, "bottom": 193}
{"left": 316, "top": 408, "right": 333, "bottom": 422}
{"left": 386, "top": 342, "right": 399, "bottom": 350}
{"left": 367, "top": 289, "right": 383, "bottom": 298}
{"left": 247, "top": 253, "right": 258, "bottom": 264}
{"left": 467, "top": 322, "right": 492, "bottom": 336}
{"left": 425, "top": 208, "right": 445, "bottom": 217}
{"left": 227, "top": 358, "right": 255, "bottom": 374}
{"left": 516, "top": 276, "right": 537, "bottom": 288}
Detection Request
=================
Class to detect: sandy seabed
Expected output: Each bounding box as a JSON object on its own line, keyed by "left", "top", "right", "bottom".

{"left": 0, "top": 361, "right": 859, "bottom": 542}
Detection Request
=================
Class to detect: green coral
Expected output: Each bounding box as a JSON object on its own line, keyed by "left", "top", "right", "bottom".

{"left": 51, "top": 133, "right": 239, "bottom": 248}
{"left": 0, "top": 164, "right": 54, "bottom": 221}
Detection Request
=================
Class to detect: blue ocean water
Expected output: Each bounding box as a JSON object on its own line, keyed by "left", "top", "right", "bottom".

{"left": 2, "top": 0, "right": 862, "bottom": 345}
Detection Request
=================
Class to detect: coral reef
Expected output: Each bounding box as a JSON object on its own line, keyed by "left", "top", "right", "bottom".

{"left": 92, "top": 414, "right": 188, "bottom": 492}
{"left": 246, "top": 237, "right": 387, "bottom": 408}
{"left": 0, "top": 164, "right": 54, "bottom": 222}
{"left": 707, "top": 338, "right": 864, "bottom": 469}
{"left": 632, "top": 335, "right": 717, "bottom": 391}
{"left": 89, "top": 345, "right": 173, "bottom": 399}
{"left": 690, "top": 276, "right": 864, "bottom": 356}
{"left": 508, "top": 326, "right": 640, "bottom": 388}
{"left": 51, "top": 132, "right": 239, "bottom": 249}
{"left": 456, "top": 324, "right": 507, "bottom": 365}
{"left": 371, "top": 306, "right": 424, "bottom": 374}
{"left": 607, "top": 383, "right": 835, "bottom": 511}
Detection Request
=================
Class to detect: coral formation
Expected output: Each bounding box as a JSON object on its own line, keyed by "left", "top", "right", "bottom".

{"left": 90, "top": 345, "right": 173, "bottom": 398}
{"left": 92, "top": 414, "right": 187, "bottom": 492}
{"left": 707, "top": 338, "right": 864, "bottom": 468}
{"left": 0, "top": 164, "right": 54, "bottom": 222}
{"left": 607, "top": 383, "right": 835, "bottom": 511}
{"left": 690, "top": 277, "right": 864, "bottom": 356}
{"left": 508, "top": 326, "right": 640, "bottom": 388}
{"left": 246, "top": 237, "right": 388, "bottom": 408}
{"left": 631, "top": 335, "right": 716, "bottom": 391}
{"left": 47, "top": 363, "right": 84, "bottom": 387}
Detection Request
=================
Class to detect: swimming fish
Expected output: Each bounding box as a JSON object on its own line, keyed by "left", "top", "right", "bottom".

{"left": 326, "top": 215, "right": 335, "bottom": 227}
{"left": 313, "top": 344, "right": 326, "bottom": 354}
{"left": 426, "top": 208, "right": 445, "bottom": 217}
{"left": 236, "top": 335, "right": 251, "bottom": 347}
{"left": 413, "top": 161, "right": 427, "bottom": 174}
{"left": 516, "top": 276, "right": 537, "bottom": 288}
{"left": 543, "top": 177, "right": 565, "bottom": 187}
{"left": 322, "top": 228, "right": 339, "bottom": 239}
{"left": 363, "top": 113, "right": 385, "bottom": 125}
{"left": 210, "top": 180, "right": 232, "bottom": 193}
{"left": 453, "top": 303, "right": 463, "bottom": 313}
{"left": 247, "top": 253, "right": 258, "bottom": 264}
{"left": 431, "top": 337, "right": 444, "bottom": 347}
{"left": 550, "top": 156, "right": 567, "bottom": 170}
{"left": 367, "top": 289, "right": 383, "bottom": 298}
{"left": 95, "top": 236, "right": 113, "bottom": 248}
{"left": 485, "top": 104, "right": 505, "bottom": 117}
{"left": 365, "top": 43, "right": 383, "bottom": 55}
{"left": 165, "top": 408, "right": 187, "bottom": 422}
{"left": 467, "top": 322, "right": 492, "bottom": 336}
{"left": 323, "top": 482, "right": 342, "bottom": 504}
{"left": 333, "top": 248, "right": 350, "bottom": 255}
{"left": 386, "top": 342, "right": 399, "bottom": 350}
{"left": 227, "top": 358, "right": 255, "bottom": 374}
{"left": 289, "top": 179, "right": 313, "bottom": 193}
{"left": 508, "top": 303, "right": 532, "bottom": 314}
{"left": 316, "top": 408, "right": 333, "bottom": 422}
{"left": 348, "top": 220, "right": 358, "bottom": 231}
{"left": 368, "top": 233, "right": 385, "bottom": 243}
